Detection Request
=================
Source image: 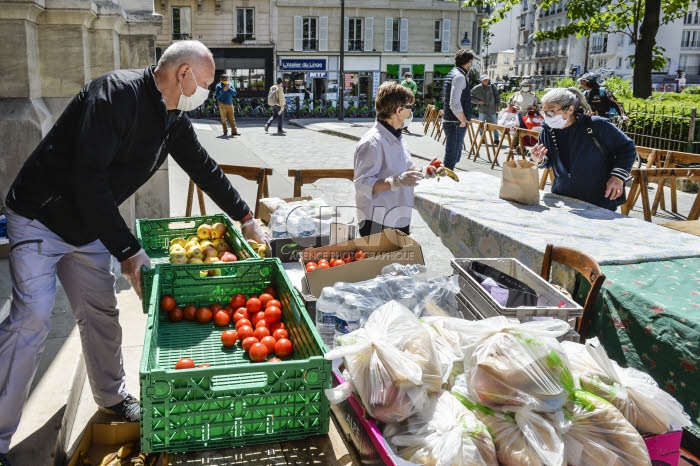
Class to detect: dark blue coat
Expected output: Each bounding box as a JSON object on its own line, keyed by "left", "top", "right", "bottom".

{"left": 538, "top": 114, "right": 636, "bottom": 210}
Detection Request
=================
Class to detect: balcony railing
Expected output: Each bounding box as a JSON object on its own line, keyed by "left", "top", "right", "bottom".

{"left": 172, "top": 33, "right": 191, "bottom": 40}
{"left": 591, "top": 45, "right": 608, "bottom": 54}
{"left": 348, "top": 39, "right": 364, "bottom": 51}
{"left": 303, "top": 39, "right": 318, "bottom": 51}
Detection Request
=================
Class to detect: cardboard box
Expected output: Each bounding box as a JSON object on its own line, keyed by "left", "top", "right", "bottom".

{"left": 67, "top": 422, "right": 158, "bottom": 466}
{"left": 301, "top": 229, "right": 425, "bottom": 298}
{"left": 258, "top": 196, "right": 312, "bottom": 224}
{"left": 270, "top": 223, "right": 356, "bottom": 262}
{"left": 645, "top": 430, "right": 683, "bottom": 466}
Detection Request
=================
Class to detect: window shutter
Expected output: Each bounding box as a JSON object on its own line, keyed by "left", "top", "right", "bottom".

{"left": 442, "top": 18, "right": 450, "bottom": 53}
{"left": 319, "top": 16, "right": 329, "bottom": 51}
{"left": 181, "top": 7, "right": 192, "bottom": 35}
{"left": 294, "top": 16, "right": 302, "bottom": 51}
{"left": 364, "top": 17, "right": 373, "bottom": 51}
{"left": 343, "top": 16, "right": 349, "bottom": 52}
{"left": 384, "top": 17, "right": 393, "bottom": 51}
{"left": 399, "top": 18, "right": 408, "bottom": 52}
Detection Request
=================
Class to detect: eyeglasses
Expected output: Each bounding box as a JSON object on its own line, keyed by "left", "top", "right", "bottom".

{"left": 401, "top": 104, "right": 415, "bottom": 111}
{"left": 543, "top": 106, "right": 569, "bottom": 118}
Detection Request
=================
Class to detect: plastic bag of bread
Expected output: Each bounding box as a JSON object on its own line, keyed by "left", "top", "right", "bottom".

{"left": 562, "top": 339, "right": 691, "bottom": 434}
{"left": 384, "top": 391, "right": 498, "bottom": 466}
{"left": 450, "top": 375, "right": 565, "bottom": 466}
{"left": 324, "top": 301, "right": 443, "bottom": 423}
{"left": 466, "top": 329, "right": 574, "bottom": 412}
{"left": 562, "top": 390, "right": 651, "bottom": 466}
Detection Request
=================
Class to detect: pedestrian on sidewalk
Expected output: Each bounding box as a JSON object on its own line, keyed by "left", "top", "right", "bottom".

{"left": 400, "top": 72, "right": 418, "bottom": 135}
{"left": 265, "top": 77, "right": 286, "bottom": 135}
{"left": 215, "top": 73, "right": 239, "bottom": 136}
{"left": 354, "top": 81, "right": 438, "bottom": 237}
{"left": 471, "top": 74, "right": 500, "bottom": 146}
{"left": 0, "top": 40, "right": 270, "bottom": 465}
{"left": 441, "top": 49, "right": 475, "bottom": 170}
{"left": 578, "top": 72, "right": 627, "bottom": 121}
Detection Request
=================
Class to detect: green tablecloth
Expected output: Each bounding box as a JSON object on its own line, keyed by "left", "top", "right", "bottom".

{"left": 577, "top": 256, "right": 700, "bottom": 427}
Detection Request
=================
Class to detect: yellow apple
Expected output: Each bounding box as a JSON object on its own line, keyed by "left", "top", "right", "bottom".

{"left": 200, "top": 240, "right": 213, "bottom": 249}
{"left": 169, "top": 253, "right": 188, "bottom": 264}
{"left": 208, "top": 268, "right": 222, "bottom": 277}
{"left": 188, "top": 248, "right": 204, "bottom": 260}
{"left": 210, "top": 222, "right": 227, "bottom": 239}
{"left": 204, "top": 245, "right": 219, "bottom": 258}
{"left": 197, "top": 224, "right": 212, "bottom": 240}
{"left": 169, "top": 237, "right": 187, "bottom": 248}
{"left": 204, "top": 256, "right": 220, "bottom": 264}
{"left": 187, "top": 235, "right": 199, "bottom": 243}
{"left": 169, "top": 244, "right": 186, "bottom": 256}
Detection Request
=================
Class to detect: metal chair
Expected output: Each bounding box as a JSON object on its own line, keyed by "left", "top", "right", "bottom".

{"left": 540, "top": 244, "right": 606, "bottom": 342}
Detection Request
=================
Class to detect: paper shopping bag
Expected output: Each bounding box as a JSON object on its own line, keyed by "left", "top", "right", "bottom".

{"left": 499, "top": 159, "right": 540, "bottom": 205}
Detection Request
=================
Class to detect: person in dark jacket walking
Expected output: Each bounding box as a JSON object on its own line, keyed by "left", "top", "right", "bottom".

{"left": 0, "top": 40, "right": 270, "bottom": 463}
{"left": 578, "top": 72, "right": 626, "bottom": 120}
{"left": 529, "top": 87, "right": 636, "bottom": 211}
{"left": 215, "top": 73, "right": 239, "bottom": 136}
{"left": 441, "top": 49, "right": 475, "bottom": 170}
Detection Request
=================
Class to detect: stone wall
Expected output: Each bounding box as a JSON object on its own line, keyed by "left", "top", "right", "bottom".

{"left": 0, "top": 1, "right": 164, "bottom": 233}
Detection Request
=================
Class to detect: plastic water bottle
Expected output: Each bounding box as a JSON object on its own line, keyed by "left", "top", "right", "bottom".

{"left": 300, "top": 216, "right": 315, "bottom": 236}
{"left": 287, "top": 215, "right": 301, "bottom": 237}
{"left": 316, "top": 308, "right": 336, "bottom": 349}
{"left": 269, "top": 215, "right": 286, "bottom": 239}
{"left": 334, "top": 316, "right": 361, "bottom": 343}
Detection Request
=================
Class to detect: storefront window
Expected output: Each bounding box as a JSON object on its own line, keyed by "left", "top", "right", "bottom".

{"left": 232, "top": 68, "right": 266, "bottom": 96}
{"left": 282, "top": 72, "right": 307, "bottom": 94}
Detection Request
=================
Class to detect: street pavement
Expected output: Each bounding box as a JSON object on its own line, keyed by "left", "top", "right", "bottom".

{"left": 2, "top": 115, "right": 698, "bottom": 465}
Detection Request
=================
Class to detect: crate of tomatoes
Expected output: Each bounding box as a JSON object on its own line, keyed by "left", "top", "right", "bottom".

{"left": 140, "top": 258, "right": 331, "bottom": 454}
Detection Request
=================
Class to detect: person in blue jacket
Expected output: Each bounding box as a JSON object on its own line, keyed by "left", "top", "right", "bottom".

{"left": 215, "top": 74, "right": 238, "bottom": 136}
{"left": 528, "top": 87, "right": 636, "bottom": 211}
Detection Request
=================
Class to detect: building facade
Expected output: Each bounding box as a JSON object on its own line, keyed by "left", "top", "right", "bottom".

{"left": 154, "top": 0, "right": 488, "bottom": 102}
{"left": 487, "top": 49, "right": 515, "bottom": 80}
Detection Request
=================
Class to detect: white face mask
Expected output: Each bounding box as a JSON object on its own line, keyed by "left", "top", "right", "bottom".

{"left": 544, "top": 113, "right": 568, "bottom": 129}
{"left": 406, "top": 78, "right": 412, "bottom": 82}
{"left": 177, "top": 69, "right": 210, "bottom": 112}
{"left": 402, "top": 110, "right": 413, "bottom": 129}
{"left": 522, "top": 86, "right": 531, "bottom": 92}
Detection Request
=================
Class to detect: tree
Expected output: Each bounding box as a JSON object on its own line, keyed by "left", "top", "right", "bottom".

{"left": 460, "top": 0, "right": 690, "bottom": 98}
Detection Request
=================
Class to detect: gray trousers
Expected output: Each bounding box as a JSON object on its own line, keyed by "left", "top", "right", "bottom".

{"left": 0, "top": 209, "right": 126, "bottom": 453}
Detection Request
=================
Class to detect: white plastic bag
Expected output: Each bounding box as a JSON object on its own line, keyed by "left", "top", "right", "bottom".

{"left": 562, "top": 391, "right": 652, "bottom": 466}
{"left": 498, "top": 108, "right": 520, "bottom": 128}
{"left": 562, "top": 339, "right": 691, "bottom": 434}
{"left": 385, "top": 391, "right": 498, "bottom": 466}
{"left": 324, "top": 301, "right": 443, "bottom": 423}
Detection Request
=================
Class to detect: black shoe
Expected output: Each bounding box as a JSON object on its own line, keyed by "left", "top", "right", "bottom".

{"left": 0, "top": 452, "right": 12, "bottom": 466}
{"left": 98, "top": 394, "right": 140, "bottom": 422}
{"left": 223, "top": 132, "right": 228, "bottom": 136}
{"left": 276, "top": 130, "right": 286, "bottom": 134}
{"left": 231, "top": 131, "right": 240, "bottom": 136}
{"left": 264, "top": 124, "right": 269, "bottom": 133}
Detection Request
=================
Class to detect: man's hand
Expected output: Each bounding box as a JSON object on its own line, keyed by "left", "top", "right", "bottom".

{"left": 120, "top": 249, "right": 151, "bottom": 301}
{"left": 478, "top": 100, "right": 485, "bottom": 105}
{"left": 223, "top": 86, "right": 229, "bottom": 91}
{"left": 241, "top": 218, "right": 270, "bottom": 244}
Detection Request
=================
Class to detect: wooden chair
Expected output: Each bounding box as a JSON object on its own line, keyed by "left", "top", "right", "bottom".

{"left": 540, "top": 244, "right": 606, "bottom": 342}
{"left": 650, "top": 150, "right": 700, "bottom": 217}
{"left": 288, "top": 168, "right": 355, "bottom": 197}
{"left": 186, "top": 164, "right": 273, "bottom": 218}
{"left": 620, "top": 146, "right": 662, "bottom": 215}
{"left": 627, "top": 167, "right": 700, "bottom": 222}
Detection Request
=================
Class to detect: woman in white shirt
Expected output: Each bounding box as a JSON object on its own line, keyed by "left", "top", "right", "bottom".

{"left": 354, "top": 81, "right": 437, "bottom": 237}
{"left": 508, "top": 79, "right": 541, "bottom": 116}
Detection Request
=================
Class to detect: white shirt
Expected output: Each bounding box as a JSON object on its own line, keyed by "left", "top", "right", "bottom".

{"left": 354, "top": 121, "right": 415, "bottom": 228}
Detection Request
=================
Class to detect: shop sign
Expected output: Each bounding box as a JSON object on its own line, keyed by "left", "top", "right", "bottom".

{"left": 373, "top": 72, "right": 380, "bottom": 98}
{"left": 309, "top": 72, "right": 328, "bottom": 78}
{"left": 280, "top": 59, "right": 327, "bottom": 71}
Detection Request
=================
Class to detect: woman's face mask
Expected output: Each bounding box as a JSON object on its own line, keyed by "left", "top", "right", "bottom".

{"left": 406, "top": 78, "right": 412, "bottom": 82}
{"left": 521, "top": 86, "right": 531, "bottom": 92}
{"left": 177, "top": 69, "right": 210, "bottom": 112}
{"left": 544, "top": 113, "right": 568, "bottom": 129}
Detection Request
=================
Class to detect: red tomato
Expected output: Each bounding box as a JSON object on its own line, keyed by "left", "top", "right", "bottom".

{"left": 318, "top": 262, "right": 330, "bottom": 270}
{"left": 197, "top": 363, "right": 211, "bottom": 368}
{"left": 260, "top": 336, "right": 277, "bottom": 353}
{"left": 210, "top": 303, "right": 223, "bottom": 314}
{"left": 258, "top": 293, "right": 274, "bottom": 308}
{"left": 272, "top": 328, "right": 289, "bottom": 341}
{"left": 255, "top": 318, "right": 268, "bottom": 329}
{"left": 269, "top": 321, "right": 285, "bottom": 333}
{"left": 266, "top": 299, "right": 282, "bottom": 310}
{"left": 249, "top": 343, "right": 269, "bottom": 362}
{"left": 230, "top": 293, "right": 247, "bottom": 309}
{"left": 264, "top": 305, "right": 282, "bottom": 324}
{"left": 169, "top": 307, "right": 183, "bottom": 322}
{"left": 175, "top": 358, "right": 195, "bottom": 369}
{"left": 334, "top": 259, "right": 346, "bottom": 267}
{"left": 214, "top": 310, "right": 230, "bottom": 327}
{"left": 249, "top": 293, "right": 259, "bottom": 299}
{"left": 306, "top": 265, "right": 317, "bottom": 273}
{"left": 306, "top": 262, "right": 318, "bottom": 268}
{"left": 233, "top": 308, "right": 248, "bottom": 323}
{"left": 251, "top": 311, "right": 266, "bottom": 326}
{"left": 275, "top": 338, "right": 293, "bottom": 358}
{"left": 354, "top": 250, "right": 365, "bottom": 261}
{"left": 237, "top": 325, "right": 254, "bottom": 341}
{"left": 182, "top": 305, "right": 197, "bottom": 321}
{"left": 430, "top": 158, "right": 443, "bottom": 169}
{"left": 340, "top": 252, "right": 353, "bottom": 263}
{"left": 235, "top": 318, "right": 252, "bottom": 330}
{"left": 221, "top": 330, "right": 238, "bottom": 347}
{"left": 317, "top": 259, "right": 330, "bottom": 267}
{"left": 224, "top": 303, "right": 235, "bottom": 317}
{"left": 246, "top": 297, "right": 262, "bottom": 313}
{"left": 160, "top": 295, "right": 176, "bottom": 313}
{"left": 196, "top": 307, "right": 212, "bottom": 324}
{"left": 253, "top": 326, "right": 270, "bottom": 340}
{"left": 263, "top": 286, "right": 277, "bottom": 298}
{"left": 268, "top": 357, "right": 282, "bottom": 363}
{"left": 241, "top": 336, "right": 259, "bottom": 352}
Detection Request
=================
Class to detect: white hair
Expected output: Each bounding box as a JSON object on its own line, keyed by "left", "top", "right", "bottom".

{"left": 157, "top": 40, "right": 213, "bottom": 69}
{"left": 542, "top": 87, "right": 591, "bottom": 114}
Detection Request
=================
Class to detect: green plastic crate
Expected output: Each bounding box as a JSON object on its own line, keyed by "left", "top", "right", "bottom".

{"left": 136, "top": 214, "right": 258, "bottom": 313}
{"left": 139, "top": 259, "right": 331, "bottom": 454}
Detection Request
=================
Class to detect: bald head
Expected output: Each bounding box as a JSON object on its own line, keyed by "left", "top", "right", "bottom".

{"left": 154, "top": 40, "right": 215, "bottom": 110}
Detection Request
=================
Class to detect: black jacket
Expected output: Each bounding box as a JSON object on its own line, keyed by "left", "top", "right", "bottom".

{"left": 538, "top": 114, "right": 636, "bottom": 211}
{"left": 6, "top": 66, "right": 251, "bottom": 261}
